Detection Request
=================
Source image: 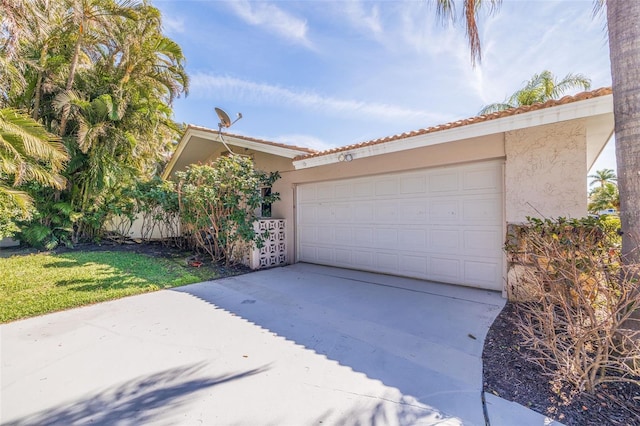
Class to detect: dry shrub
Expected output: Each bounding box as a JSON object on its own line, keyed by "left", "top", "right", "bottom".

{"left": 506, "top": 217, "right": 640, "bottom": 393}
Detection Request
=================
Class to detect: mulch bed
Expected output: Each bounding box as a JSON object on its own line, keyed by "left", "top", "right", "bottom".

{"left": 483, "top": 302, "right": 640, "bottom": 425}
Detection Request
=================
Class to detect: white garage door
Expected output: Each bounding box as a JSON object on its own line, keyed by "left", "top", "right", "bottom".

{"left": 296, "top": 160, "right": 504, "bottom": 290}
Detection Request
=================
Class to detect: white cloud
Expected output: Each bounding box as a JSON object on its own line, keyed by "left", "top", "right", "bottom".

{"left": 274, "top": 134, "right": 335, "bottom": 151}
{"left": 343, "top": 0, "right": 383, "bottom": 37}
{"left": 162, "top": 15, "right": 185, "bottom": 34}
{"left": 190, "top": 73, "right": 451, "bottom": 124}
{"left": 227, "top": 0, "right": 312, "bottom": 48}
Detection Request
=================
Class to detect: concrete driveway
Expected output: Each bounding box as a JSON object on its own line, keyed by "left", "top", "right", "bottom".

{"left": 1, "top": 263, "right": 504, "bottom": 425}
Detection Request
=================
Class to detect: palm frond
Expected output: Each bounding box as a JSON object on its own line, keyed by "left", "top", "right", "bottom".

{"left": 478, "top": 102, "right": 514, "bottom": 115}
{"left": 0, "top": 184, "right": 33, "bottom": 214}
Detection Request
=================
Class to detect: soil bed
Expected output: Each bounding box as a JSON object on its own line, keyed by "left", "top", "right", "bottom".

{"left": 483, "top": 302, "right": 640, "bottom": 425}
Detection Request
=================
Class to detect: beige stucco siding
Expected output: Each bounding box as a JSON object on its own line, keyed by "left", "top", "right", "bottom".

{"left": 203, "top": 149, "right": 296, "bottom": 173}
{"left": 504, "top": 121, "right": 587, "bottom": 223}
{"left": 167, "top": 136, "right": 296, "bottom": 178}
{"left": 272, "top": 134, "right": 505, "bottom": 263}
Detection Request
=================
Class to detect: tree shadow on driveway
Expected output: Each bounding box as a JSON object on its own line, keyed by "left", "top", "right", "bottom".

{"left": 3, "top": 362, "right": 268, "bottom": 426}
{"left": 172, "top": 264, "right": 505, "bottom": 425}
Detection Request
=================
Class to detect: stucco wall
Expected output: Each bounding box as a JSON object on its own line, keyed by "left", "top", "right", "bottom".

{"left": 272, "top": 134, "right": 506, "bottom": 264}
{"left": 204, "top": 148, "right": 296, "bottom": 174}
{"left": 504, "top": 121, "right": 587, "bottom": 223}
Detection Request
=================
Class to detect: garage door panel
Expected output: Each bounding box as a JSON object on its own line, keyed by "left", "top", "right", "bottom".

{"left": 400, "top": 255, "right": 428, "bottom": 275}
{"left": 354, "top": 227, "right": 374, "bottom": 245}
{"left": 375, "top": 178, "right": 398, "bottom": 196}
{"left": 376, "top": 252, "right": 399, "bottom": 272}
{"left": 430, "top": 257, "right": 461, "bottom": 281}
{"left": 353, "top": 181, "right": 374, "bottom": 198}
{"left": 334, "top": 227, "right": 352, "bottom": 244}
{"left": 316, "top": 205, "right": 332, "bottom": 221}
{"left": 431, "top": 228, "right": 461, "bottom": 254}
{"left": 429, "top": 200, "right": 460, "bottom": 222}
{"left": 462, "top": 168, "right": 501, "bottom": 191}
{"left": 398, "top": 229, "right": 427, "bottom": 248}
{"left": 317, "top": 226, "right": 333, "bottom": 243}
{"left": 316, "top": 184, "right": 334, "bottom": 200}
{"left": 297, "top": 160, "right": 503, "bottom": 290}
{"left": 353, "top": 251, "right": 374, "bottom": 267}
{"left": 299, "top": 244, "right": 317, "bottom": 261}
{"left": 316, "top": 247, "right": 333, "bottom": 262}
{"left": 334, "top": 248, "right": 352, "bottom": 265}
{"left": 299, "top": 226, "right": 317, "bottom": 244}
{"left": 429, "top": 172, "right": 459, "bottom": 192}
{"left": 464, "top": 260, "right": 499, "bottom": 286}
{"left": 333, "top": 204, "right": 352, "bottom": 222}
{"left": 299, "top": 204, "right": 317, "bottom": 222}
{"left": 353, "top": 203, "right": 374, "bottom": 222}
{"left": 375, "top": 202, "right": 398, "bottom": 223}
{"left": 298, "top": 185, "right": 317, "bottom": 202}
{"left": 399, "top": 202, "right": 428, "bottom": 222}
{"left": 463, "top": 229, "right": 502, "bottom": 256}
{"left": 462, "top": 195, "right": 502, "bottom": 222}
{"left": 335, "top": 183, "right": 351, "bottom": 199}
{"left": 375, "top": 228, "right": 398, "bottom": 249}
{"left": 400, "top": 175, "right": 427, "bottom": 194}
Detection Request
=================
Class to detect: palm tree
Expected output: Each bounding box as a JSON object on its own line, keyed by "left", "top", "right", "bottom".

{"left": 606, "top": 2, "right": 640, "bottom": 263}
{"left": 0, "top": 108, "right": 69, "bottom": 213}
{"left": 589, "top": 182, "right": 620, "bottom": 214}
{"left": 0, "top": 1, "right": 30, "bottom": 104}
{"left": 48, "top": 2, "right": 187, "bottom": 239}
{"left": 479, "top": 70, "right": 592, "bottom": 115}
{"left": 588, "top": 168, "right": 617, "bottom": 189}
{"left": 57, "top": 0, "right": 141, "bottom": 136}
{"left": 436, "top": 0, "right": 640, "bottom": 264}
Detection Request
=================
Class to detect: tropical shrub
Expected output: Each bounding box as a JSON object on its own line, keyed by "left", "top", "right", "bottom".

{"left": 177, "top": 156, "right": 280, "bottom": 266}
{"left": 16, "top": 187, "right": 80, "bottom": 249}
{"left": 588, "top": 182, "right": 620, "bottom": 213}
{"left": 505, "top": 217, "right": 640, "bottom": 393}
{"left": 1, "top": 1, "right": 187, "bottom": 245}
{"left": 0, "top": 192, "right": 25, "bottom": 239}
{"left": 127, "top": 177, "right": 180, "bottom": 245}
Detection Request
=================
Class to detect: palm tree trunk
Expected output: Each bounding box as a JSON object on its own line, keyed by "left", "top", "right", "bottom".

{"left": 607, "top": 1, "right": 640, "bottom": 342}
{"left": 32, "top": 42, "right": 49, "bottom": 121}
{"left": 607, "top": 0, "right": 640, "bottom": 265}
{"left": 58, "top": 36, "right": 82, "bottom": 136}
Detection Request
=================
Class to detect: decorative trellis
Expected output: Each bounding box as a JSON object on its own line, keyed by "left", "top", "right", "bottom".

{"left": 247, "top": 219, "right": 286, "bottom": 269}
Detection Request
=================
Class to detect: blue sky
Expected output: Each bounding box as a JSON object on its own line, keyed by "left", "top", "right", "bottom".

{"left": 152, "top": 0, "right": 616, "bottom": 173}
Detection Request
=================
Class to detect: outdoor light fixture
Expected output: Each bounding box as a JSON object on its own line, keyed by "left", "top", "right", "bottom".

{"left": 338, "top": 153, "right": 353, "bottom": 162}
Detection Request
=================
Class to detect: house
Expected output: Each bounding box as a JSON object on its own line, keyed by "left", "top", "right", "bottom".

{"left": 163, "top": 88, "right": 614, "bottom": 296}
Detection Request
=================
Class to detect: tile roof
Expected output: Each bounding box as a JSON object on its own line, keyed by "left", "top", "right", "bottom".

{"left": 186, "top": 124, "right": 317, "bottom": 154}
{"left": 293, "top": 87, "right": 613, "bottom": 161}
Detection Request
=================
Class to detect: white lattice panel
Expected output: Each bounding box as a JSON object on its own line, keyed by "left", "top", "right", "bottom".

{"left": 248, "top": 219, "right": 286, "bottom": 269}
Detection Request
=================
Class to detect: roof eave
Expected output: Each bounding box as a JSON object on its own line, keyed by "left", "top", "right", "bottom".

{"left": 292, "top": 94, "right": 614, "bottom": 170}
{"left": 162, "top": 126, "right": 312, "bottom": 179}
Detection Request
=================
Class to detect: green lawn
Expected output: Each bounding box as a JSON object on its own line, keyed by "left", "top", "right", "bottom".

{"left": 0, "top": 251, "right": 215, "bottom": 323}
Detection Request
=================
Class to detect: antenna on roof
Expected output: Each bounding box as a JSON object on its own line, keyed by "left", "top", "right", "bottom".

{"left": 215, "top": 107, "right": 242, "bottom": 130}
{"left": 214, "top": 107, "right": 245, "bottom": 157}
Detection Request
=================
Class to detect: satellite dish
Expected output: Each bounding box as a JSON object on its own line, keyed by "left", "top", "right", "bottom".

{"left": 215, "top": 107, "right": 242, "bottom": 130}
{"left": 214, "top": 107, "right": 246, "bottom": 157}
{"left": 215, "top": 107, "right": 231, "bottom": 128}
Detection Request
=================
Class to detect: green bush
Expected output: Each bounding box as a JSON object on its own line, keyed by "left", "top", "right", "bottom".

{"left": 177, "top": 156, "right": 279, "bottom": 266}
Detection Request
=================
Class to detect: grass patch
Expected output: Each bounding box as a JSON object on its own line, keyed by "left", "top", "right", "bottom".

{"left": 0, "top": 250, "right": 213, "bottom": 323}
